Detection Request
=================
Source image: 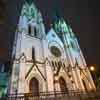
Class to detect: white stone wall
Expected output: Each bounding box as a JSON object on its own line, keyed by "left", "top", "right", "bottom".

{"left": 10, "top": 1, "right": 96, "bottom": 94}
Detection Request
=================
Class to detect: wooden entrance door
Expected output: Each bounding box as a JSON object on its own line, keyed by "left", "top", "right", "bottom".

{"left": 29, "top": 77, "right": 39, "bottom": 96}
{"left": 59, "top": 77, "right": 68, "bottom": 92}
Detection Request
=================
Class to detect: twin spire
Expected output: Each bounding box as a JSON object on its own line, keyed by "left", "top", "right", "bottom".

{"left": 21, "top": 0, "right": 73, "bottom": 39}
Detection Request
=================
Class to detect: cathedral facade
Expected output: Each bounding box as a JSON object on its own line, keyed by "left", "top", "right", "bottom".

{"left": 9, "top": 0, "right": 95, "bottom": 94}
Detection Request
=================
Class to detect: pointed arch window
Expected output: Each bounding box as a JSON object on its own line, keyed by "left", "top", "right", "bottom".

{"left": 28, "top": 25, "right": 37, "bottom": 37}
{"left": 34, "top": 27, "right": 37, "bottom": 37}
{"left": 52, "top": 61, "right": 55, "bottom": 67}
{"left": 32, "top": 47, "right": 35, "bottom": 61}
{"left": 28, "top": 24, "right": 32, "bottom": 35}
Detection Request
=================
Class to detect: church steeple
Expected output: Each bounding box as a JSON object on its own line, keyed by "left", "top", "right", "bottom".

{"left": 52, "top": 2, "right": 76, "bottom": 44}
{"left": 52, "top": 0, "right": 70, "bottom": 42}
{"left": 18, "top": 0, "right": 46, "bottom": 39}
{"left": 53, "top": 18, "right": 69, "bottom": 34}
{"left": 26, "top": 0, "right": 33, "bottom": 5}
{"left": 21, "top": 0, "right": 38, "bottom": 21}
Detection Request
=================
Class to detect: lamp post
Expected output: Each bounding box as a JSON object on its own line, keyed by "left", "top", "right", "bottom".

{"left": 90, "top": 65, "right": 97, "bottom": 87}
{"left": 90, "top": 66, "right": 95, "bottom": 72}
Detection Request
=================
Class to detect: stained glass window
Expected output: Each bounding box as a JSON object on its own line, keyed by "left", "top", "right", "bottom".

{"left": 50, "top": 46, "right": 61, "bottom": 57}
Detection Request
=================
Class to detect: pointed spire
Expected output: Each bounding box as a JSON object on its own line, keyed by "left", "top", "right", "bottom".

{"left": 21, "top": 0, "right": 38, "bottom": 21}
{"left": 53, "top": 17, "right": 69, "bottom": 34}
{"left": 51, "top": 0, "right": 69, "bottom": 34}
{"left": 51, "top": 1, "right": 76, "bottom": 43}
{"left": 52, "top": 0, "right": 62, "bottom": 22}
{"left": 26, "top": 0, "right": 33, "bottom": 5}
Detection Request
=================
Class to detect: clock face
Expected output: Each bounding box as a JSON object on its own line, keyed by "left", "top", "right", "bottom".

{"left": 50, "top": 46, "right": 61, "bottom": 57}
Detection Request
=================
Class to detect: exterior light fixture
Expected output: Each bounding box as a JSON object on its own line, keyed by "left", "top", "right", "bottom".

{"left": 90, "top": 66, "right": 95, "bottom": 72}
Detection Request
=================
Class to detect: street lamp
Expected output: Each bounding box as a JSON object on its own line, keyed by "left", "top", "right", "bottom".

{"left": 90, "top": 66, "right": 95, "bottom": 72}
{"left": 90, "top": 65, "right": 97, "bottom": 87}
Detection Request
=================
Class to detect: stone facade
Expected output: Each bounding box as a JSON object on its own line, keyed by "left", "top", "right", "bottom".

{"left": 9, "top": 0, "right": 96, "bottom": 94}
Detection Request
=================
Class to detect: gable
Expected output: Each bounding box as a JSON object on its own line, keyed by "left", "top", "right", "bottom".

{"left": 46, "top": 28, "right": 64, "bottom": 48}
{"left": 46, "top": 28, "right": 67, "bottom": 58}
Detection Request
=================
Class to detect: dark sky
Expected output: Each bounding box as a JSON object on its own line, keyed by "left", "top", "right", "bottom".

{"left": 0, "top": 0, "right": 100, "bottom": 69}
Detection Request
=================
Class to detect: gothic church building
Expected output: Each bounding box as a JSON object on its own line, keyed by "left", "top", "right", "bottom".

{"left": 10, "top": 0, "right": 95, "bottom": 94}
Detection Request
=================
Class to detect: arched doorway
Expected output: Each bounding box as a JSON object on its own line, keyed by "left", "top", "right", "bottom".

{"left": 29, "top": 77, "right": 39, "bottom": 96}
{"left": 59, "top": 77, "right": 68, "bottom": 92}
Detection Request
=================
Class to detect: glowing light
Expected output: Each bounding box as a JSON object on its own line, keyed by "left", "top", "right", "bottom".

{"left": 90, "top": 66, "right": 95, "bottom": 71}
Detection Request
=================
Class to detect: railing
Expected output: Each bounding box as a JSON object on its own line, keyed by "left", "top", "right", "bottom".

{"left": 1, "top": 90, "right": 100, "bottom": 100}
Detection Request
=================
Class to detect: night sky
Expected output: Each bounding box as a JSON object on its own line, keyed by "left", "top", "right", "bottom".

{"left": 0, "top": 0, "right": 100, "bottom": 69}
